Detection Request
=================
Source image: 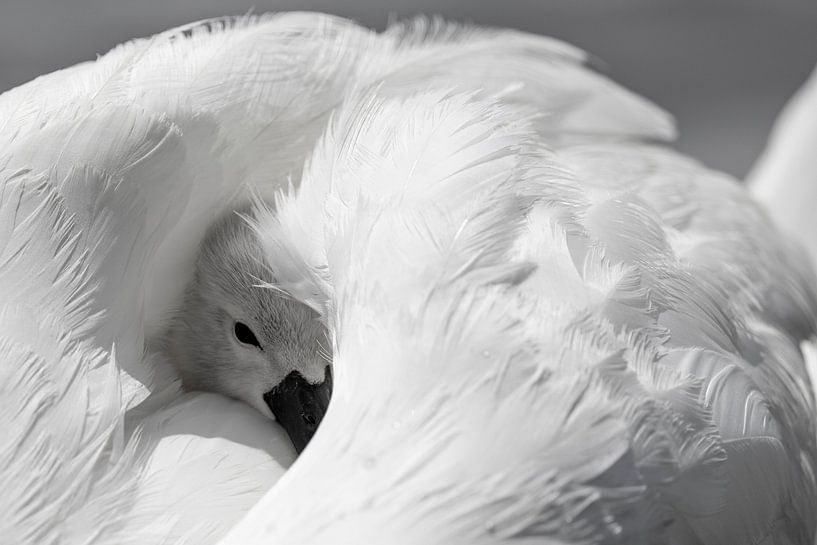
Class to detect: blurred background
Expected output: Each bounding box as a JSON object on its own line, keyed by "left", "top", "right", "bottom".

{"left": 1, "top": 0, "right": 815, "bottom": 179}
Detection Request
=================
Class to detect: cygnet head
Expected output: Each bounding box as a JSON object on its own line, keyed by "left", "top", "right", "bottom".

{"left": 168, "top": 208, "right": 332, "bottom": 452}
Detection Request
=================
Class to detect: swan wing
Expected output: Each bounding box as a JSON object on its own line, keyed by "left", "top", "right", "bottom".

{"left": 0, "top": 14, "right": 370, "bottom": 544}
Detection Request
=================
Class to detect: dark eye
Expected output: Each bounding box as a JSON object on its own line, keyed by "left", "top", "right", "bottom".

{"left": 234, "top": 321, "right": 262, "bottom": 349}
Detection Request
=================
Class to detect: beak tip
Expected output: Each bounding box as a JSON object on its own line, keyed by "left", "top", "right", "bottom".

{"left": 264, "top": 366, "right": 332, "bottom": 453}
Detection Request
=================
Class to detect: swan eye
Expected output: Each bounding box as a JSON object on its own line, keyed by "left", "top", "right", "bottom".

{"left": 234, "top": 321, "right": 262, "bottom": 349}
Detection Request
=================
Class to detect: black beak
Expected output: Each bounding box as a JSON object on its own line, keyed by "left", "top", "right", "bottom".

{"left": 263, "top": 366, "right": 332, "bottom": 453}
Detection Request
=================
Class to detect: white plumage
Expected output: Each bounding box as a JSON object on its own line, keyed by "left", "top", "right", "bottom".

{"left": 749, "top": 64, "right": 817, "bottom": 272}
{"left": 1, "top": 12, "right": 816, "bottom": 545}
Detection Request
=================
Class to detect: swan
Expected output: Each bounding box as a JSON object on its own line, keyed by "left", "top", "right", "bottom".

{"left": 2, "top": 11, "right": 817, "bottom": 545}
{"left": 167, "top": 207, "right": 332, "bottom": 452}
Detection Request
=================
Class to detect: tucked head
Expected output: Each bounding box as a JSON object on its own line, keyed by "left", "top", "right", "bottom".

{"left": 168, "top": 208, "right": 332, "bottom": 452}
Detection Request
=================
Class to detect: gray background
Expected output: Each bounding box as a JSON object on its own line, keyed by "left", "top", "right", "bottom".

{"left": 1, "top": 0, "right": 815, "bottom": 179}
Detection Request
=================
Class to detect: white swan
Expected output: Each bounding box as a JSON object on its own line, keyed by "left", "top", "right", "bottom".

{"left": 166, "top": 207, "right": 332, "bottom": 451}
{"left": 2, "top": 12, "right": 817, "bottom": 545}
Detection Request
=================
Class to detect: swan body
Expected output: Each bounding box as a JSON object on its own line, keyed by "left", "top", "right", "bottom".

{"left": 225, "top": 87, "right": 817, "bottom": 544}
{"left": 1, "top": 12, "right": 816, "bottom": 545}
{"left": 122, "top": 392, "right": 295, "bottom": 544}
